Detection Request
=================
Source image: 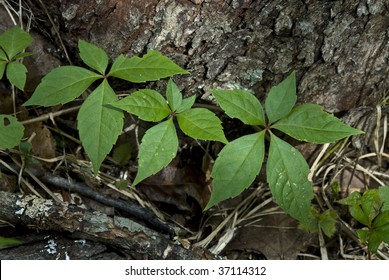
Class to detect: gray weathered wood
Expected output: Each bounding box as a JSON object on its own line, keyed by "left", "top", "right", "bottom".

{"left": 0, "top": 191, "right": 212, "bottom": 259}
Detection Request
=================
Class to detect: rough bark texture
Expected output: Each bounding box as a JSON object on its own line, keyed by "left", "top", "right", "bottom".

{"left": 0, "top": 191, "right": 212, "bottom": 259}
{"left": 27, "top": 0, "right": 389, "bottom": 113}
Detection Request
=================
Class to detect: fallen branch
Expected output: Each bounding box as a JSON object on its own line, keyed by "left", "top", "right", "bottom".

{"left": 0, "top": 190, "right": 212, "bottom": 260}
{"left": 0, "top": 163, "right": 179, "bottom": 236}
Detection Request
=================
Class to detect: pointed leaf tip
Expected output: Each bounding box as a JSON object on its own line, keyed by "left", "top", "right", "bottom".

{"left": 133, "top": 119, "right": 178, "bottom": 185}
{"left": 111, "top": 89, "right": 171, "bottom": 122}
{"left": 206, "top": 131, "right": 265, "bottom": 210}
{"left": 265, "top": 71, "right": 296, "bottom": 124}
{"left": 77, "top": 80, "right": 123, "bottom": 174}
{"left": 108, "top": 50, "right": 189, "bottom": 83}
{"left": 266, "top": 133, "right": 313, "bottom": 224}
{"left": 78, "top": 39, "right": 109, "bottom": 74}
{"left": 177, "top": 108, "right": 228, "bottom": 143}
{"left": 0, "top": 26, "right": 32, "bottom": 59}
{"left": 166, "top": 79, "right": 183, "bottom": 112}
{"left": 24, "top": 66, "right": 101, "bottom": 106}
{"left": 211, "top": 89, "right": 265, "bottom": 126}
{"left": 273, "top": 104, "right": 364, "bottom": 144}
{"left": 6, "top": 61, "right": 27, "bottom": 90}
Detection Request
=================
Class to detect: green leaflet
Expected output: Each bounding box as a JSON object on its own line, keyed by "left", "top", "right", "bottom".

{"left": 0, "top": 48, "right": 7, "bottom": 60}
{"left": 6, "top": 61, "right": 27, "bottom": 90}
{"left": 265, "top": 71, "right": 296, "bottom": 124}
{"left": 0, "top": 60, "right": 6, "bottom": 79}
{"left": 0, "top": 236, "right": 20, "bottom": 249}
{"left": 176, "top": 108, "right": 228, "bottom": 143}
{"left": 266, "top": 133, "right": 313, "bottom": 224}
{"left": 77, "top": 80, "right": 123, "bottom": 174}
{"left": 111, "top": 89, "right": 171, "bottom": 122}
{"left": 338, "top": 191, "right": 361, "bottom": 206}
{"left": 302, "top": 208, "right": 338, "bottom": 237}
{"left": 379, "top": 186, "right": 389, "bottom": 212}
{"left": 112, "top": 143, "right": 132, "bottom": 165}
{"left": 78, "top": 39, "right": 108, "bottom": 75}
{"left": 133, "top": 118, "right": 178, "bottom": 185}
{"left": 24, "top": 66, "right": 102, "bottom": 106}
{"left": 0, "top": 26, "right": 32, "bottom": 59}
{"left": 211, "top": 89, "right": 265, "bottom": 126}
{"left": 108, "top": 50, "right": 189, "bottom": 83}
{"left": 339, "top": 190, "right": 382, "bottom": 227}
{"left": 318, "top": 209, "right": 338, "bottom": 237}
{"left": 0, "top": 115, "right": 24, "bottom": 149}
{"left": 368, "top": 211, "right": 389, "bottom": 253}
{"left": 273, "top": 104, "right": 364, "bottom": 144}
{"left": 206, "top": 131, "right": 265, "bottom": 210}
{"left": 360, "top": 190, "right": 382, "bottom": 226}
{"left": 166, "top": 79, "right": 182, "bottom": 112}
{"left": 176, "top": 95, "right": 196, "bottom": 114}
{"left": 336, "top": 186, "right": 389, "bottom": 252}
{"left": 13, "top": 52, "right": 33, "bottom": 60}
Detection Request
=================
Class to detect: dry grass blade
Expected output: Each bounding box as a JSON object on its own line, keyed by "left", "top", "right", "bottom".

{"left": 37, "top": 0, "right": 72, "bottom": 65}
{"left": 193, "top": 187, "right": 262, "bottom": 248}
{"left": 0, "top": 159, "right": 41, "bottom": 197}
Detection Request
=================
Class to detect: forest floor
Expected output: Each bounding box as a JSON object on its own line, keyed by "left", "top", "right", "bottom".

{"left": 0, "top": 2, "right": 389, "bottom": 260}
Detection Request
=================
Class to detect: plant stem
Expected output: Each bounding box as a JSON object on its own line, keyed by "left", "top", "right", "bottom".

{"left": 21, "top": 105, "right": 81, "bottom": 125}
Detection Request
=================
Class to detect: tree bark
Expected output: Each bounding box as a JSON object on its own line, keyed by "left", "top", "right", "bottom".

{"left": 26, "top": 0, "right": 389, "bottom": 113}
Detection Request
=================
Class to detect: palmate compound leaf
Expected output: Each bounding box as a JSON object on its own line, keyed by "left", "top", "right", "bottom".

{"left": 78, "top": 39, "right": 109, "bottom": 75}
{"left": 339, "top": 190, "right": 382, "bottom": 227}
{"left": 176, "top": 108, "right": 228, "bottom": 144}
{"left": 133, "top": 118, "right": 178, "bottom": 185}
{"left": 24, "top": 66, "right": 102, "bottom": 106}
{"left": 300, "top": 208, "right": 338, "bottom": 237}
{"left": 0, "top": 26, "right": 32, "bottom": 59}
{"left": 77, "top": 80, "right": 123, "bottom": 174}
{"left": 211, "top": 89, "right": 265, "bottom": 126}
{"left": 108, "top": 50, "right": 189, "bottom": 83}
{"left": 110, "top": 89, "right": 171, "bottom": 122}
{"left": 265, "top": 71, "right": 296, "bottom": 124}
{"left": 6, "top": 61, "right": 27, "bottom": 90}
{"left": 273, "top": 104, "right": 364, "bottom": 144}
{"left": 205, "top": 131, "right": 265, "bottom": 210}
{"left": 266, "top": 133, "right": 314, "bottom": 224}
{"left": 0, "top": 115, "right": 24, "bottom": 149}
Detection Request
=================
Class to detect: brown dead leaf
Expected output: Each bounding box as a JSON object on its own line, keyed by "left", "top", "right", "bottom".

{"left": 137, "top": 157, "right": 210, "bottom": 214}
{"left": 0, "top": 173, "right": 18, "bottom": 192}
{"left": 225, "top": 207, "right": 314, "bottom": 259}
{"left": 24, "top": 122, "right": 56, "bottom": 159}
{"left": 0, "top": 88, "right": 13, "bottom": 115}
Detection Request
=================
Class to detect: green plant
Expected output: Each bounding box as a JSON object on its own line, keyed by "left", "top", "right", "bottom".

{"left": 206, "top": 72, "right": 364, "bottom": 228}
{"left": 19, "top": 35, "right": 364, "bottom": 233}
{"left": 339, "top": 186, "right": 389, "bottom": 253}
{"left": 110, "top": 78, "right": 227, "bottom": 184}
{"left": 23, "top": 39, "right": 228, "bottom": 180}
{"left": 0, "top": 236, "right": 20, "bottom": 249}
{"left": 24, "top": 40, "right": 192, "bottom": 174}
{"left": 0, "top": 26, "right": 32, "bottom": 90}
{"left": 0, "top": 26, "right": 32, "bottom": 149}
